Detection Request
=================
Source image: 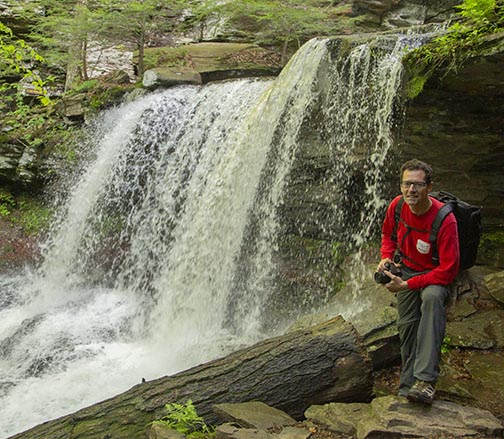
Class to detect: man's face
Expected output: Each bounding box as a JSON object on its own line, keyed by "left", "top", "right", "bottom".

{"left": 400, "top": 169, "right": 433, "bottom": 209}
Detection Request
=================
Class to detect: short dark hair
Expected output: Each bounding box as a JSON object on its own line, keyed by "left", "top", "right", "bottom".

{"left": 400, "top": 159, "right": 433, "bottom": 184}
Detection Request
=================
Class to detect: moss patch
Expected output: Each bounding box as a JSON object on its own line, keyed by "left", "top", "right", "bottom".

{"left": 478, "top": 231, "right": 504, "bottom": 268}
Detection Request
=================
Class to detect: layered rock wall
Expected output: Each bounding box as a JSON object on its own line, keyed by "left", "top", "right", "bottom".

{"left": 399, "top": 41, "right": 504, "bottom": 229}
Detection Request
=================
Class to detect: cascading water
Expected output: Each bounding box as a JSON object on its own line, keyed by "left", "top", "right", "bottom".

{"left": 0, "top": 30, "right": 433, "bottom": 437}
{"left": 315, "top": 32, "right": 432, "bottom": 318}
{"left": 0, "top": 40, "right": 329, "bottom": 437}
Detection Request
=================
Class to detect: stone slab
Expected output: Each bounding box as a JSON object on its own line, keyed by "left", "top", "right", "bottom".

{"left": 213, "top": 401, "right": 296, "bottom": 430}
{"left": 305, "top": 395, "right": 503, "bottom": 439}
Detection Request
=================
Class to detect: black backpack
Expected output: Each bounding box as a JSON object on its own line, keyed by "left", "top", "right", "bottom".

{"left": 392, "top": 191, "right": 482, "bottom": 271}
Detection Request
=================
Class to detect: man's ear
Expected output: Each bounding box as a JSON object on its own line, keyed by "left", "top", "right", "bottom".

{"left": 427, "top": 181, "right": 434, "bottom": 192}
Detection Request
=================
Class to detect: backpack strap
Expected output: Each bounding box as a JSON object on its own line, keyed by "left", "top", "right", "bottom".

{"left": 391, "top": 197, "right": 404, "bottom": 243}
{"left": 392, "top": 198, "right": 422, "bottom": 266}
{"left": 429, "top": 202, "right": 455, "bottom": 266}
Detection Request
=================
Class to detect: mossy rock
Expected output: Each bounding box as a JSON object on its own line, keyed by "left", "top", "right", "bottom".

{"left": 141, "top": 43, "right": 282, "bottom": 86}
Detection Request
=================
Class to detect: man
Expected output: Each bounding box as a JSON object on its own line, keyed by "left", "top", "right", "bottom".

{"left": 377, "top": 159, "right": 459, "bottom": 405}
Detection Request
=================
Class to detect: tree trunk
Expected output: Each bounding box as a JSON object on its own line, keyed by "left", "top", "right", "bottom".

{"left": 137, "top": 29, "right": 146, "bottom": 78}
{"left": 10, "top": 317, "right": 372, "bottom": 439}
{"left": 64, "top": 40, "right": 83, "bottom": 92}
{"left": 281, "top": 38, "right": 289, "bottom": 65}
{"left": 82, "top": 37, "right": 89, "bottom": 81}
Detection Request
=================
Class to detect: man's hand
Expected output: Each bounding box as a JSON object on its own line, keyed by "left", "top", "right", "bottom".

{"left": 377, "top": 258, "right": 392, "bottom": 272}
{"left": 383, "top": 270, "right": 409, "bottom": 293}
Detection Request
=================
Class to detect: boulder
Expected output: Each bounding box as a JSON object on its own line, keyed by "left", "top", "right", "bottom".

{"left": 215, "top": 424, "right": 310, "bottom": 439}
{"left": 100, "top": 69, "right": 132, "bottom": 84}
{"left": 305, "top": 395, "right": 504, "bottom": 438}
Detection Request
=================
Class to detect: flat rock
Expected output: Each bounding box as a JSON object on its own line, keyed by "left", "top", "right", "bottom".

{"left": 305, "top": 395, "right": 503, "bottom": 439}
{"left": 216, "top": 424, "right": 272, "bottom": 439}
{"left": 216, "top": 424, "right": 310, "bottom": 439}
{"left": 450, "top": 297, "right": 477, "bottom": 320}
{"left": 484, "top": 270, "right": 504, "bottom": 305}
{"left": 213, "top": 401, "right": 297, "bottom": 430}
{"left": 272, "top": 426, "right": 311, "bottom": 439}
{"left": 143, "top": 67, "right": 202, "bottom": 88}
{"left": 439, "top": 350, "right": 504, "bottom": 414}
{"left": 149, "top": 424, "right": 186, "bottom": 439}
{"left": 446, "top": 309, "right": 504, "bottom": 349}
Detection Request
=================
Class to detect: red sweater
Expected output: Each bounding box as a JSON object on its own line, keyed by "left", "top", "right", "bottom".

{"left": 381, "top": 195, "right": 460, "bottom": 290}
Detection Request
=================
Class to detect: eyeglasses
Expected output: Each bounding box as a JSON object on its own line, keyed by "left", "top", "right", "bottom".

{"left": 400, "top": 181, "right": 428, "bottom": 190}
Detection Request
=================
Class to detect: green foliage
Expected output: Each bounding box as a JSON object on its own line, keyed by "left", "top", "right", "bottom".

{"left": 405, "top": 74, "right": 427, "bottom": 99}
{"left": 480, "top": 231, "right": 504, "bottom": 245}
{"left": 152, "top": 400, "right": 214, "bottom": 439}
{"left": 0, "top": 191, "right": 16, "bottom": 217}
{"left": 331, "top": 241, "right": 346, "bottom": 267}
{"left": 0, "top": 22, "right": 51, "bottom": 106}
{"left": 73, "top": 79, "right": 99, "bottom": 93}
{"left": 405, "top": 0, "right": 504, "bottom": 92}
{"left": 441, "top": 336, "right": 452, "bottom": 354}
{"left": 0, "top": 22, "right": 49, "bottom": 99}
{"left": 0, "top": 192, "right": 52, "bottom": 234}
{"left": 13, "top": 197, "right": 52, "bottom": 235}
{"left": 142, "top": 47, "right": 191, "bottom": 71}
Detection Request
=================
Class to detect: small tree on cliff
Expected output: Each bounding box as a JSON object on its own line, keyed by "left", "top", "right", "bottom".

{"left": 19, "top": 0, "right": 112, "bottom": 90}
{"left": 100, "top": 0, "right": 183, "bottom": 78}
{"left": 197, "top": 0, "right": 329, "bottom": 63}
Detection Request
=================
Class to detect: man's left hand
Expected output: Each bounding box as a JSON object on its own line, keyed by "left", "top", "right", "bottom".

{"left": 383, "top": 270, "right": 409, "bottom": 293}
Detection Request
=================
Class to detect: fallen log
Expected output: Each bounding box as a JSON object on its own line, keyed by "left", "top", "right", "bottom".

{"left": 10, "top": 316, "right": 373, "bottom": 439}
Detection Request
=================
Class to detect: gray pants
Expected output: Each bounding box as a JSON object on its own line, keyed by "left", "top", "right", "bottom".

{"left": 396, "top": 266, "right": 449, "bottom": 396}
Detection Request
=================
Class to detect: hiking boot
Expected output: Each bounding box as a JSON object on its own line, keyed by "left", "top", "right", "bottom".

{"left": 407, "top": 380, "right": 435, "bottom": 405}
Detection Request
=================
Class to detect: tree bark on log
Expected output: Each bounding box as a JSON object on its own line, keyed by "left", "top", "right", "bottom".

{"left": 10, "top": 316, "right": 373, "bottom": 439}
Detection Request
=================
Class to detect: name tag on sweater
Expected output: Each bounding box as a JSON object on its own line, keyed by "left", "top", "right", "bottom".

{"left": 416, "top": 239, "right": 431, "bottom": 254}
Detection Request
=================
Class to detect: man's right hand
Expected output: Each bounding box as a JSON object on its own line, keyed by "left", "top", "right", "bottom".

{"left": 377, "top": 258, "right": 392, "bottom": 272}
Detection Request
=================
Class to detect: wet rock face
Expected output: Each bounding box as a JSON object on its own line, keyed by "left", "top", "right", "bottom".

{"left": 399, "top": 49, "right": 504, "bottom": 229}
{"left": 352, "top": 0, "right": 461, "bottom": 28}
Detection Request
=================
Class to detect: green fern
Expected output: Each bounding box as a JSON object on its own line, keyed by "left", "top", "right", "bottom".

{"left": 405, "top": 0, "right": 504, "bottom": 92}
{"left": 152, "top": 400, "right": 214, "bottom": 439}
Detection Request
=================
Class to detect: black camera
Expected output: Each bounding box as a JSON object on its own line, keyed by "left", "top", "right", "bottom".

{"left": 374, "top": 262, "right": 402, "bottom": 284}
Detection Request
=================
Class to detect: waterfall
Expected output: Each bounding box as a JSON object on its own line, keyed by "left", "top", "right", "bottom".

{"left": 0, "top": 30, "right": 432, "bottom": 437}
{"left": 316, "top": 32, "right": 431, "bottom": 318}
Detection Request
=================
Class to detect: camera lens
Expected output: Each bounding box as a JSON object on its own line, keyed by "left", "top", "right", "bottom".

{"left": 374, "top": 271, "right": 391, "bottom": 284}
{"left": 393, "top": 253, "right": 402, "bottom": 264}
